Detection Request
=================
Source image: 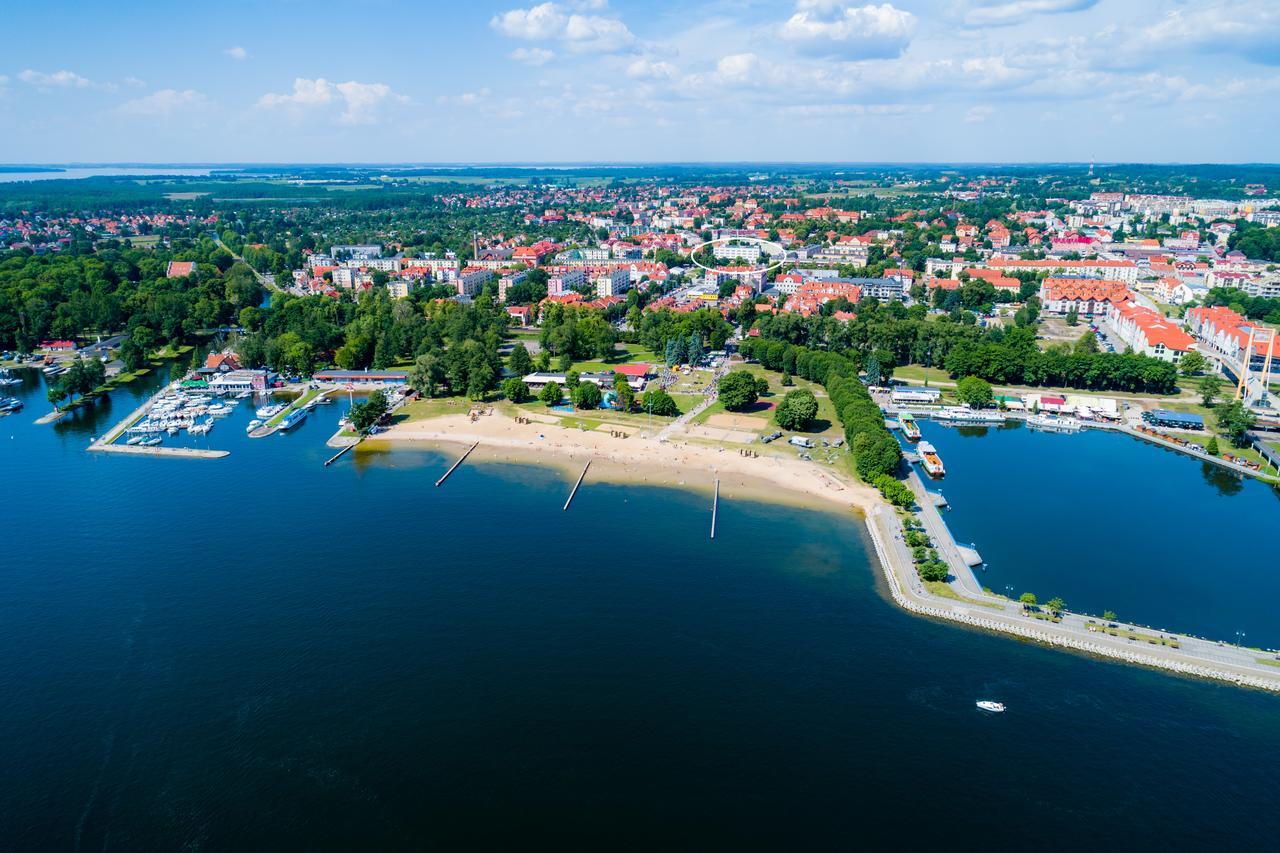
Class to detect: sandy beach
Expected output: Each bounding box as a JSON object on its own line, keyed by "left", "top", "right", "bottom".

{"left": 369, "top": 411, "right": 882, "bottom": 515}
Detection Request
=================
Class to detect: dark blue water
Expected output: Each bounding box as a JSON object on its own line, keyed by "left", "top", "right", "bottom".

{"left": 918, "top": 420, "right": 1280, "bottom": 649}
{"left": 3, "top": 370, "right": 1280, "bottom": 850}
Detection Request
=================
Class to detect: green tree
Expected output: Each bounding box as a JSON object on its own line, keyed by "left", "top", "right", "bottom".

{"left": 348, "top": 390, "right": 388, "bottom": 434}
{"left": 408, "top": 354, "right": 443, "bottom": 397}
{"left": 1065, "top": 306, "right": 1079, "bottom": 327}
{"left": 1102, "top": 610, "right": 1118, "bottom": 623}
{"left": 557, "top": 351, "right": 573, "bottom": 372}
{"left": 1019, "top": 592, "right": 1038, "bottom": 609}
{"left": 718, "top": 370, "right": 759, "bottom": 411}
{"left": 864, "top": 354, "right": 882, "bottom": 386}
{"left": 1046, "top": 596, "right": 1066, "bottom": 615}
{"left": 955, "top": 375, "right": 993, "bottom": 409}
{"left": 775, "top": 388, "right": 819, "bottom": 430}
{"left": 508, "top": 343, "right": 534, "bottom": 377}
{"left": 1198, "top": 374, "right": 1223, "bottom": 407}
{"left": 1178, "top": 350, "right": 1206, "bottom": 376}
{"left": 1215, "top": 400, "right": 1256, "bottom": 447}
{"left": 501, "top": 377, "right": 531, "bottom": 403}
{"left": 539, "top": 381, "right": 563, "bottom": 406}
{"left": 1206, "top": 435, "right": 1220, "bottom": 455}
{"left": 572, "top": 381, "right": 602, "bottom": 410}
{"left": 642, "top": 388, "right": 680, "bottom": 417}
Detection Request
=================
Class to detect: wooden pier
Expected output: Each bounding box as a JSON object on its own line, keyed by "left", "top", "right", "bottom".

{"left": 563, "top": 461, "right": 590, "bottom": 511}
{"left": 436, "top": 441, "right": 478, "bottom": 486}
{"left": 324, "top": 441, "right": 358, "bottom": 467}
{"left": 710, "top": 478, "right": 720, "bottom": 539}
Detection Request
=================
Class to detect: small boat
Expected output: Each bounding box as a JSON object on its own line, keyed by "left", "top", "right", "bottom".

{"left": 125, "top": 434, "right": 144, "bottom": 445}
{"left": 918, "top": 441, "right": 946, "bottom": 478}
{"left": 167, "top": 425, "right": 180, "bottom": 435}
{"left": 315, "top": 395, "right": 333, "bottom": 405}
{"left": 976, "top": 701, "right": 1006, "bottom": 713}
{"left": 898, "top": 412, "right": 921, "bottom": 441}
{"left": 246, "top": 418, "right": 262, "bottom": 432}
{"left": 141, "top": 434, "right": 163, "bottom": 447}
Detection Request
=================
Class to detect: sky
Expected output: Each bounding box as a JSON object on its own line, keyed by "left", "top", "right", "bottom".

{"left": 1, "top": 0, "right": 1277, "bottom": 164}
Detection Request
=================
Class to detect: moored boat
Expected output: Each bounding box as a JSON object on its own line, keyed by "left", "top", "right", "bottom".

{"left": 898, "top": 412, "right": 921, "bottom": 441}
{"left": 277, "top": 407, "right": 308, "bottom": 432}
{"left": 918, "top": 441, "right": 946, "bottom": 478}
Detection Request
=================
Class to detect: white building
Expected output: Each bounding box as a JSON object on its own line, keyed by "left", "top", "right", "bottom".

{"left": 330, "top": 244, "right": 382, "bottom": 260}
{"left": 596, "top": 267, "right": 632, "bottom": 298}
{"left": 457, "top": 267, "right": 493, "bottom": 298}
{"left": 548, "top": 268, "right": 587, "bottom": 296}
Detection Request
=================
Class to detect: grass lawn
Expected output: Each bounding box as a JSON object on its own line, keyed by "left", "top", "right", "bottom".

{"left": 924, "top": 580, "right": 1004, "bottom": 610}
{"left": 567, "top": 344, "right": 661, "bottom": 374}
{"left": 515, "top": 399, "right": 676, "bottom": 431}
{"left": 394, "top": 397, "right": 475, "bottom": 424}
{"left": 1084, "top": 621, "right": 1181, "bottom": 648}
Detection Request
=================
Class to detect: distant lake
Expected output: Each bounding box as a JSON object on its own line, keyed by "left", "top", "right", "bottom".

{"left": 0, "top": 166, "right": 212, "bottom": 183}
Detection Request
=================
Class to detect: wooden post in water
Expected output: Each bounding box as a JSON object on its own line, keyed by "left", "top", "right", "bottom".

{"left": 436, "top": 442, "right": 479, "bottom": 487}
{"left": 710, "top": 478, "right": 720, "bottom": 540}
{"left": 564, "top": 460, "right": 591, "bottom": 511}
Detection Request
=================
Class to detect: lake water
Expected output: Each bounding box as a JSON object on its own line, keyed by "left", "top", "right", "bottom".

{"left": 915, "top": 420, "right": 1280, "bottom": 649}
{"left": 0, "top": 167, "right": 212, "bottom": 183}
{"left": 2, "top": 370, "right": 1279, "bottom": 849}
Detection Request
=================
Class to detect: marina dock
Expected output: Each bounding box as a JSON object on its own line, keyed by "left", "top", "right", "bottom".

{"left": 710, "top": 478, "right": 720, "bottom": 539}
{"left": 90, "top": 444, "right": 229, "bottom": 459}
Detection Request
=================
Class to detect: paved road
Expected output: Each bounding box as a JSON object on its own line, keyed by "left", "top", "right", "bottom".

{"left": 214, "top": 236, "right": 282, "bottom": 293}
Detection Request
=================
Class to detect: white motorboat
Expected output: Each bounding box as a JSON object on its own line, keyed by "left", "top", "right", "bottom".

{"left": 976, "top": 701, "right": 1006, "bottom": 713}
{"left": 246, "top": 418, "right": 262, "bottom": 433}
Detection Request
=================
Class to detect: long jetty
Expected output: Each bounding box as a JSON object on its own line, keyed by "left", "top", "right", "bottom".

{"left": 324, "top": 441, "right": 358, "bottom": 467}
{"left": 87, "top": 380, "right": 230, "bottom": 460}
{"left": 436, "top": 441, "right": 478, "bottom": 487}
{"left": 563, "top": 461, "right": 591, "bottom": 511}
{"left": 710, "top": 478, "right": 720, "bottom": 539}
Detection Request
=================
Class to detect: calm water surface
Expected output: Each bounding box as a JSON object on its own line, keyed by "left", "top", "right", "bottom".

{"left": 916, "top": 420, "right": 1280, "bottom": 648}
{"left": 1, "top": 370, "right": 1278, "bottom": 850}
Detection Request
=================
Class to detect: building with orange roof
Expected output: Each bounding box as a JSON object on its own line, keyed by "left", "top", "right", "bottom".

{"left": 1039, "top": 278, "right": 1133, "bottom": 315}
{"left": 1186, "top": 306, "right": 1280, "bottom": 373}
{"left": 1103, "top": 302, "right": 1195, "bottom": 363}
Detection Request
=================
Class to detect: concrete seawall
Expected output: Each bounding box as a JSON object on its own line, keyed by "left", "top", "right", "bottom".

{"left": 89, "top": 444, "right": 229, "bottom": 459}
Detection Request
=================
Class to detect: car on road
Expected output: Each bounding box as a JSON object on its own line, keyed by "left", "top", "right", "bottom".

{"left": 760, "top": 430, "right": 782, "bottom": 443}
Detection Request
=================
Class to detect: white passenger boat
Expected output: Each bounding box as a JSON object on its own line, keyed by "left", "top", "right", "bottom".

{"left": 1027, "top": 414, "right": 1081, "bottom": 432}
{"left": 935, "top": 406, "right": 1006, "bottom": 424}
{"left": 918, "top": 441, "right": 946, "bottom": 478}
{"left": 976, "top": 701, "right": 1006, "bottom": 713}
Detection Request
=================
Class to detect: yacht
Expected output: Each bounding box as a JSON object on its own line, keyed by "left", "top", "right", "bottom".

{"left": 1027, "top": 414, "right": 1081, "bottom": 432}
{"left": 246, "top": 418, "right": 263, "bottom": 433}
{"left": 125, "top": 434, "right": 144, "bottom": 446}
{"left": 140, "top": 434, "right": 163, "bottom": 447}
{"left": 0, "top": 369, "right": 20, "bottom": 387}
{"left": 976, "top": 701, "right": 1006, "bottom": 713}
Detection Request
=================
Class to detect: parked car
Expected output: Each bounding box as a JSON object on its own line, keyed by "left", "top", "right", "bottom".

{"left": 761, "top": 431, "right": 783, "bottom": 443}
{"left": 788, "top": 436, "right": 815, "bottom": 448}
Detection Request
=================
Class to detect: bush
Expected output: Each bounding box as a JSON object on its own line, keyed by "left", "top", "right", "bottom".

{"left": 872, "top": 474, "right": 915, "bottom": 508}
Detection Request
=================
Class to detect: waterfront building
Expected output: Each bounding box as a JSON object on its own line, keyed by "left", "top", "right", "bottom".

{"left": 1186, "top": 306, "right": 1280, "bottom": 374}
{"left": 313, "top": 369, "right": 408, "bottom": 385}
{"left": 891, "top": 387, "right": 941, "bottom": 405}
{"left": 208, "top": 369, "right": 270, "bottom": 393}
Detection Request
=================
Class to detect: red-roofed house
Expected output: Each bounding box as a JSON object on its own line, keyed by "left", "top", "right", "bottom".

{"left": 1104, "top": 303, "right": 1195, "bottom": 363}
{"left": 1039, "top": 279, "right": 1132, "bottom": 315}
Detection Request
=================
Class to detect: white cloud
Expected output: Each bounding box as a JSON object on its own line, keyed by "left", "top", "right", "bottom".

{"left": 779, "top": 2, "right": 916, "bottom": 59}
{"left": 19, "top": 69, "right": 95, "bottom": 89}
{"left": 437, "top": 88, "right": 491, "bottom": 106}
{"left": 626, "top": 58, "right": 678, "bottom": 80}
{"left": 491, "top": 3, "right": 635, "bottom": 53}
{"left": 510, "top": 47, "right": 555, "bottom": 65}
{"left": 258, "top": 78, "right": 407, "bottom": 125}
{"left": 964, "top": 0, "right": 1096, "bottom": 28}
{"left": 119, "top": 88, "right": 208, "bottom": 116}
{"left": 226, "top": 46, "right": 249, "bottom": 60}
{"left": 713, "top": 53, "right": 759, "bottom": 85}
{"left": 1138, "top": 3, "right": 1280, "bottom": 65}
{"left": 963, "top": 104, "right": 994, "bottom": 123}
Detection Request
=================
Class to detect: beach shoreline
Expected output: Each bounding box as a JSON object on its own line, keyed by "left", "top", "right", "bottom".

{"left": 370, "top": 412, "right": 880, "bottom": 516}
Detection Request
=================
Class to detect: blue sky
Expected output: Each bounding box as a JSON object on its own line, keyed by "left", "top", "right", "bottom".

{"left": 1, "top": 0, "right": 1276, "bottom": 163}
